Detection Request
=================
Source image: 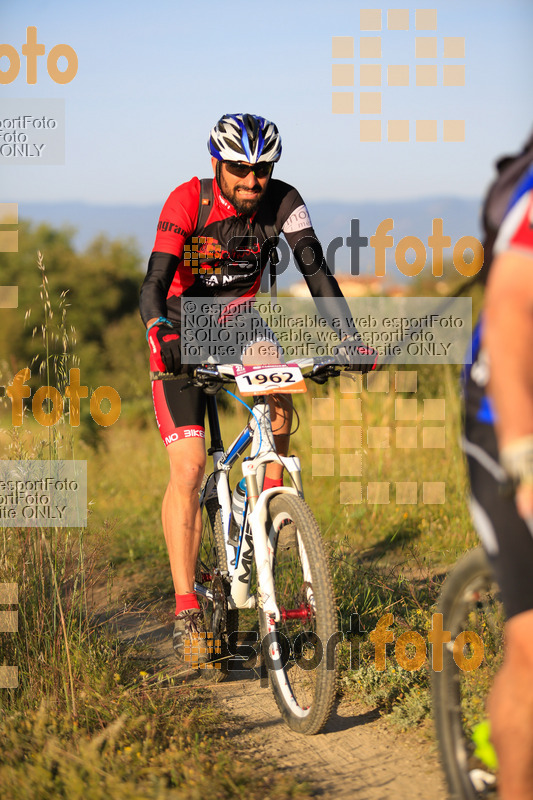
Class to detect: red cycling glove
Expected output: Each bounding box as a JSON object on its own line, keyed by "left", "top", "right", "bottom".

{"left": 147, "top": 320, "right": 181, "bottom": 373}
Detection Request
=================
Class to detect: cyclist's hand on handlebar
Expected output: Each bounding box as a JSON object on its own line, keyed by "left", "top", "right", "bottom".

{"left": 147, "top": 321, "right": 182, "bottom": 373}
{"left": 333, "top": 335, "right": 378, "bottom": 373}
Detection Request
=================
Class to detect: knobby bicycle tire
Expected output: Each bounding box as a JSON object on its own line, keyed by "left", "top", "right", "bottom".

{"left": 432, "top": 547, "right": 503, "bottom": 799}
{"left": 258, "top": 493, "right": 337, "bottom": 735}
{"left": 197, "top": 481, "right": 239, "bottom": 679}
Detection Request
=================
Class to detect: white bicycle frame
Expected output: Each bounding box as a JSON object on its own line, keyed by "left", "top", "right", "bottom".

{"left": 197, "top": 394, "right": 304, "bottom": 622}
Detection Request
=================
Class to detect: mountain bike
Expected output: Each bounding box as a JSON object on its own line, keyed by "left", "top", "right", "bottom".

{"left": 190, "top": 356, "right": 344, "bottom": 735}
{"left": 432, "top": 546, "right": 504, "bottom": 798}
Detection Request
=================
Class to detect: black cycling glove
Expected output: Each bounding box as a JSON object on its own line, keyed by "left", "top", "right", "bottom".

{"left": 333, "top": 335, "right": 378, "bottom": 373}
{"left": 147, "top": 321, "right": 181, "bottom": 373}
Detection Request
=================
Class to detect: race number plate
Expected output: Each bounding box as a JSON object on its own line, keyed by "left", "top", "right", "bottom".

{"left": 232, "top": 364, "right": 307, "bottom": 395}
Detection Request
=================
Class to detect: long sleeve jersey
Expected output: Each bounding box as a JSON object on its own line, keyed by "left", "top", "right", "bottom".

{"left": 140, "top": 176, "right": 358, "bottom": 340}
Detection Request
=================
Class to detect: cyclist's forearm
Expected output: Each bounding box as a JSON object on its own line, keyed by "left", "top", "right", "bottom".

{"left": 139, "top": 251, "right": 181, "bottom": 325}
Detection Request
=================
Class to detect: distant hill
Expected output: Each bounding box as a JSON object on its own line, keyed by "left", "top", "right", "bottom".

{"left": 308, "top": 196, "right": 481, "bottom": 283}
{"left": 19, "top": 201, "right": 161, "bottom": 261}
{"left": 19, "top": 196, "right": 481, "bottom": 287}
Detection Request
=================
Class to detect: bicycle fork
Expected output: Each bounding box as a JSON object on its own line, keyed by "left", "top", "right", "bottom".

{"left": 234, "top": 399, "right": 304, "bottom": 621}
{"left": 196, "top": 397, "right": 304, "bottom": 622}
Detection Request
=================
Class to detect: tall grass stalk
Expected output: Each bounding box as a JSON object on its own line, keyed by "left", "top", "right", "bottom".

{"left": 1, "top": 253, "right": 87, "bottom": 719}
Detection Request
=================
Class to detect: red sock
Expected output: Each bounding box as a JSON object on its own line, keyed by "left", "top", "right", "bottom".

{"left": 175, "top": 592, "right": 200, "bottom": 615}
{"left": 263, "top": 476, "right": 283, "bottom": 491}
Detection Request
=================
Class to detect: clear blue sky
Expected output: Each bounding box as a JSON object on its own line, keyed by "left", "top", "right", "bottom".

{"left": 1, "top": 0, "right": 532, "bottom": 206}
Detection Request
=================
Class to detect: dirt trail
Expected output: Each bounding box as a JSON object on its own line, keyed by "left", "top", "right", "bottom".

{"left": 91, "top": 585, "right": 448, "bottom": 800}
{"left": 213, "top": 675, "right": 447, "bottom": 800}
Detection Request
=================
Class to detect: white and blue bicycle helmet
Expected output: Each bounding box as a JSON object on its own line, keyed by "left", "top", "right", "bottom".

{"left": 208, "top": 114, "right": 282, "bottom": 163}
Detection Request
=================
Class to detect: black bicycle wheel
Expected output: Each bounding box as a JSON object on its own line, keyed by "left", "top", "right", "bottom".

{"left": 197, "top": 482, "right": 239, "bottom": 679}
{"left": 432, "top": 547, "right": 504, "bottom": 799}
{"left": 257, "top": 493, "right": 337, "bottom": 735}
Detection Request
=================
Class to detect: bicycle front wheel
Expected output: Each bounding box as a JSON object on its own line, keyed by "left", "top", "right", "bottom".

{"left": 258, "top": 493, "right": 337, "bottom": 735}
{"left": 432, "top": 547, "right": 503, "bottom": 799}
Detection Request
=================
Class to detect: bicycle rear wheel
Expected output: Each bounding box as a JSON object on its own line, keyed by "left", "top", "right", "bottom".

{"left": 432, "top": 547, "right": 504, "bottom": 799}
{"left": 258, "top": 493, "right": 337, "bottom": 735}
{"left": 196, "top": 483, "right": 239, "bottom": 678}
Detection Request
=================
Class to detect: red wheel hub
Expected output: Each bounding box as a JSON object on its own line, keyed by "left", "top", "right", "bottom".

{"left": 280, "top": 603, "right": 312, "bottom": 621}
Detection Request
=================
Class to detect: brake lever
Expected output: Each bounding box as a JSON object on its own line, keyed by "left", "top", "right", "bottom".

{"left": 189, "top": 365, "right": 229, "bottom": 394}
{"left": 308, "top": 365, "right": 341, "bottom": 384}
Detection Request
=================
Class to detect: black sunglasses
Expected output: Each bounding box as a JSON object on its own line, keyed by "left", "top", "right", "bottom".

{"left": 222, "top": 161, "right": 273, "bottom": 179}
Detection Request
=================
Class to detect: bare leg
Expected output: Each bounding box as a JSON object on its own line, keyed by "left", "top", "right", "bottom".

{"left": 162, "top": 438, "right": 206, "bottom": 594}
{"left": 488, "top": 608, "right": 533, "bottom": 800}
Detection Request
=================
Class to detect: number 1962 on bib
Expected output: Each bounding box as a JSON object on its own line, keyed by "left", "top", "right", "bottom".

{"left": 232, "top": 364, "right": 307, "bottom": 395}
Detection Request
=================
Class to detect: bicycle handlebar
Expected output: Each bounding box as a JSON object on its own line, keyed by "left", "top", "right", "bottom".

{"left": 190, "top": 356, "right": 347, "bottom": 390}
{"left": 149, "top": 356, "right": 351, "bottom": 387}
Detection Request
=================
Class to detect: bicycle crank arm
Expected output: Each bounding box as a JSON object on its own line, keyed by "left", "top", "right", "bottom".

{"left": 194, "top": 582, "right": 214, "bottom": 601}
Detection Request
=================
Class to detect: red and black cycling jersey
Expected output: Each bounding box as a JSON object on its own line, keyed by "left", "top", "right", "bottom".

{"left": 139, "top": 176, "right": 357, "bottom": 339}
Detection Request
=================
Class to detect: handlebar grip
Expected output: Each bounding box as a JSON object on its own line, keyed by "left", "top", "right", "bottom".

{"left": 150, "top": 370, "right": 189, "bottom": 381}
